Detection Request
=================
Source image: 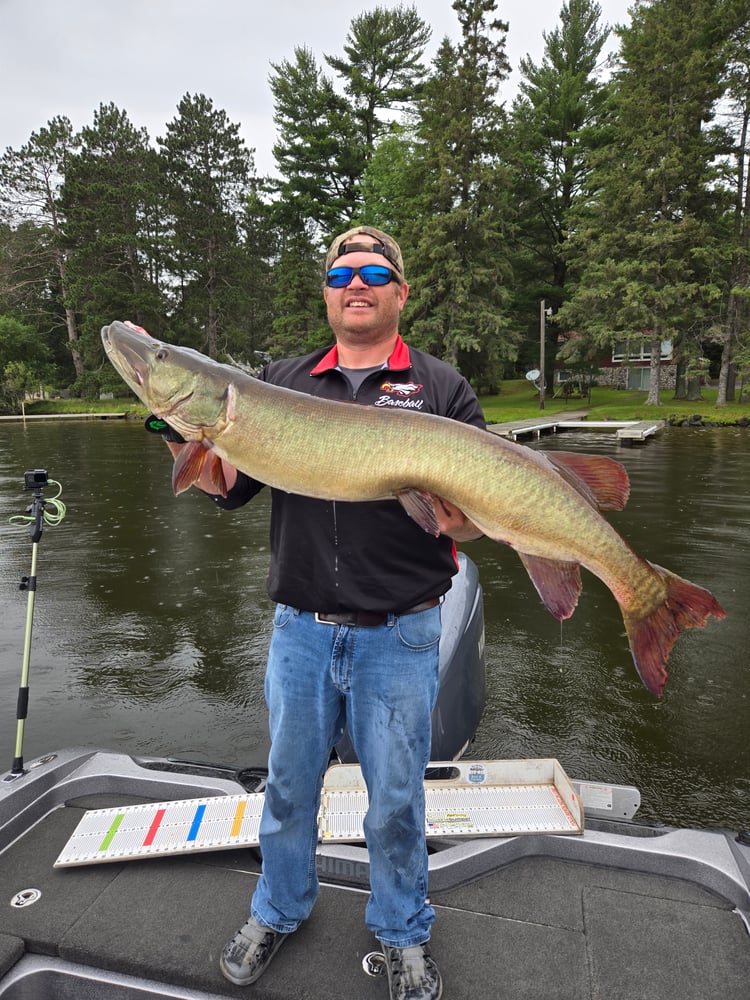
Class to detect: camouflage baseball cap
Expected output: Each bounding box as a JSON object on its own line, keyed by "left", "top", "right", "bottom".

{"left": 325, "top": 225, "right": 405, "bottom": 278}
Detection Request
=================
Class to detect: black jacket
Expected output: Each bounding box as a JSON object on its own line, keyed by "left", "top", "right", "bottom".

{"left": 214, "top": 336, "right": 486, "bottom": 613}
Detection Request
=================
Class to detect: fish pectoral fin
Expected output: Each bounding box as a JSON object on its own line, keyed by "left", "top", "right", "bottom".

{"left": 171, "top": 443, "right": 228, "bottom": 498}
{"left": 397, "top": 488, "right": 441, "bottom": 537}
{"left": 518, "top": 552, "right": 582, "bottom": 621}
{"left": 545, "top": 452, "right": 630, "bottom": 511}
{"left": 171, "top": 441, "right": 209, "bottom": 496}
{"left": 206, "top": 451, "right": 228, "bottom": 498}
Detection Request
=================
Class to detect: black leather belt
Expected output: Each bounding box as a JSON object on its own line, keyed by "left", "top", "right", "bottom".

{"left": 314, "top": 597, "right": 440, "bottom": 627}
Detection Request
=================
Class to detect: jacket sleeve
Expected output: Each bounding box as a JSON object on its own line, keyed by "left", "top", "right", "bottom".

{"left": 446, "top": 375, "right": 486, "bottom": 430}
{"left": 209, "top": 472, "right": 265, "bottom": 510}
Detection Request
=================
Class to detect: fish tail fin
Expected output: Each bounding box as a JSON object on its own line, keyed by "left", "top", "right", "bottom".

{"left": 622, "top": 563, "right": 725, "bottom": 697}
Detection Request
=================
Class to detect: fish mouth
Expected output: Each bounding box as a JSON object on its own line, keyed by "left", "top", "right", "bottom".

{"left": 102, "top": 323, "right": 193, "bottom": 412}
{"left": 118, "top": 342, "right": 150, "bottom": 386}
{"left": 102, "top": 323, "right": 151, "bottom": 386}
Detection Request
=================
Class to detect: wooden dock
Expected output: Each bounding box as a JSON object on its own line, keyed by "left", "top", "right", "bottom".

{"left": 0, "top": 412, "right": 127, "bottom": 422}
{"left": 488, "top": 413, "right": 664, "bottom": 445}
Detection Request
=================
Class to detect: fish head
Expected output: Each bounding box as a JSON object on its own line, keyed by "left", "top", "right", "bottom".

{"left": 101, "top": 321, "right": 234, "bottom": 440}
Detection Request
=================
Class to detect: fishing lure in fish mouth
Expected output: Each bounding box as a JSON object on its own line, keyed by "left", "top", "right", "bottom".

{"left": 144, "top": 414, "right": 185, "bottom": 443}
{"left": 102, "top": 320, "right": 726, "bottom": 698}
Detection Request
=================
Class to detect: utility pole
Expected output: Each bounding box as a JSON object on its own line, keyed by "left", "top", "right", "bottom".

{"left": 539, "top": 300, "right": 546, "bottom": 410}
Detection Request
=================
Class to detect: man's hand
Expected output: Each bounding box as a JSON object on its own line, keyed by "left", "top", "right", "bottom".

{"left": 432, "top": 496, "right": 483, "bottom": 541}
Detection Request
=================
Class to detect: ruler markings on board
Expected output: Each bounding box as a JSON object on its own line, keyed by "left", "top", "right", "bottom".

{"left": 55, "top": 763, "right": 583, "bottom": 868}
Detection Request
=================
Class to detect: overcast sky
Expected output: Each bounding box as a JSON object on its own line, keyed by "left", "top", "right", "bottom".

{"left": 1, "top": 0, "right": 633, "bottom": 177}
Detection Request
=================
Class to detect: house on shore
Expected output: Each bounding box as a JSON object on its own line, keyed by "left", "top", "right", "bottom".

{"left": 554, "top": 338, "right": 676, "bottom": 394}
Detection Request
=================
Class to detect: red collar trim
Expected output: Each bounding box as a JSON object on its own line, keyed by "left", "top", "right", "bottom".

{"left": 310, "top": 335, "right": 411, "bottom": 375}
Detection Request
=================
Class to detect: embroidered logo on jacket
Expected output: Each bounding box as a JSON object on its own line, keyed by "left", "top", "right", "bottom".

{"left": 380, "top": 381, "right": 422, "bottom": 396}
{"left": 375, "top": 381, "right": 425, "bottom": 409}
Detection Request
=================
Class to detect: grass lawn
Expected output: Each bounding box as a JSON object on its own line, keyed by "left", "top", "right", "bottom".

{"left": 19, "top": 398, "right": 149, "bottom": 417}
{"left": 480, "top": 381, "right": 749, "bottom": 426}
{"left": 15, "top": 381, "right": 750, "bottom": 426}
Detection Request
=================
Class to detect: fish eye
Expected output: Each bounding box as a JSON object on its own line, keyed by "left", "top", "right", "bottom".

{"left": 155, "top": 348, "right": 169, "bottom": 361}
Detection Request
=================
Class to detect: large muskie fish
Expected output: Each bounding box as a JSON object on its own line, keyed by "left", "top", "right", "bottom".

{"left": 101, "top": 320, "right": 724, "bottom": 697}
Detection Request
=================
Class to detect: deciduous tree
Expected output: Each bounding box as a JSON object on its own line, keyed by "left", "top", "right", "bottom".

{"left": 0, "top": 117, "right": 82, "bottom": 378}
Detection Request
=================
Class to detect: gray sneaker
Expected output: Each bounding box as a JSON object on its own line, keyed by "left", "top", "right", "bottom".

{"left": 383, "top": 943, "right": 443, "bottom": 1000}
{"left": 219, "top": 915, "right": 288, "bottom": 986}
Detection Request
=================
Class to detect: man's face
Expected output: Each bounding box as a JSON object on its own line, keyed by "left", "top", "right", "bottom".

{"left": 323, "top": 244, "right": 409, "bottom": 343}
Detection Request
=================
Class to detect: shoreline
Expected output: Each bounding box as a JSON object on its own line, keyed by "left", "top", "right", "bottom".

{"left": 0, "top": 412, "right": 130, "bottom": 422}
{"left": 1, "top": 410, "right": 748, "bottom": 430}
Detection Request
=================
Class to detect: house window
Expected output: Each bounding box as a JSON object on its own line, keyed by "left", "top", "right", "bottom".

{"left": 626, "top": 367, "right": 651, "bottom": 391}
{"left": 612, "top": 340, "right": 672, "bottom": 362}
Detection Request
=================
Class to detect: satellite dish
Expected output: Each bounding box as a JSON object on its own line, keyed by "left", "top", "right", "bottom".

{"left": 525, "top": 370, "right": 541, "bottom": 381}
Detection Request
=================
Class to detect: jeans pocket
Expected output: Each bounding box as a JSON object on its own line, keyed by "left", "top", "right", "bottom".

{"left": 394, "top": 606, "right": 441, "bottom": 650}
{"left": 273, "top": 604, "right": 294, "bottom": 629}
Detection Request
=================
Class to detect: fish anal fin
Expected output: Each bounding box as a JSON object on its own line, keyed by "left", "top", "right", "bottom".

{"left": 172, "top": 442, "right": 208, "bottom": 496}
{"left": 545, "top": 452, "right": 630, "bottom": 511}
{"left": 518, "top": 552, "right": 582, "bottom": 621}
{"left": 622, "top": 563, "right": 726, "bottom": 697}
{"left": 397, "top": 488, "right": 440, "bottom": 537}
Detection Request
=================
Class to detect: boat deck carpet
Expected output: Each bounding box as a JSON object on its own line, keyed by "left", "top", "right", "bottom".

{"left": 0, "top": 799, "right": 748, "bottom": 999}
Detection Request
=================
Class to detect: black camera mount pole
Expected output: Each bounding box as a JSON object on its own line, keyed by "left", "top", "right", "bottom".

{"left": 9, "top": 471, "right": 49, "bottom": 777}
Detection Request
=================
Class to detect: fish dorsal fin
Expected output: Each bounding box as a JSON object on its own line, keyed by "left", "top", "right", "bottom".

{"left": 544, "top": 452, "right": 630, "bottom": 511}
{"left": 518, "top": 552, "right": 582, "bottom": 621}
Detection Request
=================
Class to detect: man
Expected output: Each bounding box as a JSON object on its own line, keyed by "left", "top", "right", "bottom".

{"left": 181, "top": 226, "right": 484, "bottom": 999}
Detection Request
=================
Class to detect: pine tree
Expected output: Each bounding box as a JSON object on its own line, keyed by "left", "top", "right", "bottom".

{"left": 159, "top": 94, "right": 255, "bottom": 357}
{"left": 61, "top": 103, "right": 161, "bottom": 372}
{"left": 402, "top": 0, "right": 515, "bottom": 391}
{"left": 508, "top": 0, "right": 612, "bottom": 384}
{"left": 269, "top": 47, "right": 363, "bottom": 239}
{"left": 265, "top": 201, "right": 329, "bottom": 359}
{"left": 325, "top": 5, "right": 431, "bottom": 152}
{"left": 359, "top": 125, "right": 422, "bottom": 232}
{"left": 715, "top": 1, "right": 750, "bottom": 405}
{"left": 558, "top": 0, "right": 732, "bottom": 405}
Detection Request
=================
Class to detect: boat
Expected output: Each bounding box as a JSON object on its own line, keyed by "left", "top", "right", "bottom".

{"left": 1, "top": 555, "right": 749, "bottom": 999}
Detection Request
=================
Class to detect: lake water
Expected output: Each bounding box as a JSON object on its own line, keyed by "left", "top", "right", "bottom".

{"left": 0, "top": 418, "right": 747, "bottom": 831}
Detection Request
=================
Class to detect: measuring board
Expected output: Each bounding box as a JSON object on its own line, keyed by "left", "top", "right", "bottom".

{"left": 54, "top": 758, "right": 583, "bottom": 868}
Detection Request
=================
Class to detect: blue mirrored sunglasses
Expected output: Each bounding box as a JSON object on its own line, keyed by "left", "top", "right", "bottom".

{"left": 325, "top": 265, "right": 399, "bottom": 288}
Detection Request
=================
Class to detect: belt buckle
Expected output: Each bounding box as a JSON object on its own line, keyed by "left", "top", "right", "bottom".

{"left": 315, "top": 613, "right": 336, "bottom": 625}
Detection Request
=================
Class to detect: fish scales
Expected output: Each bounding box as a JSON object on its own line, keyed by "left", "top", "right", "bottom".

{"left": 222, "top": 377, "right": 620, "bottom": 557}
{"left": 101, "top": 321, "right": 725, "bottom": 697}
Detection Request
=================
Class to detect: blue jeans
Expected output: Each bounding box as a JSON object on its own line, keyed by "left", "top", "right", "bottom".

{"left": 250, "top": 605, "right": 441, "bottom": 947}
